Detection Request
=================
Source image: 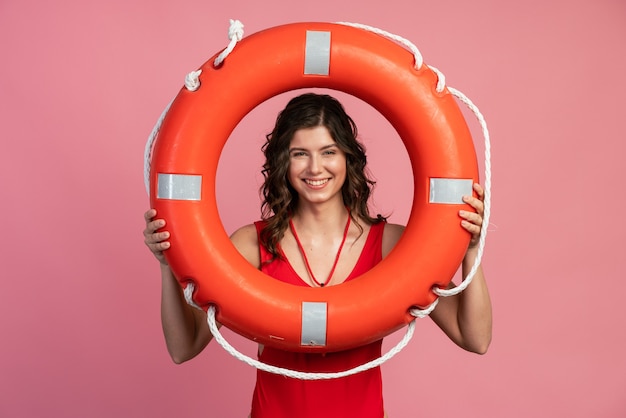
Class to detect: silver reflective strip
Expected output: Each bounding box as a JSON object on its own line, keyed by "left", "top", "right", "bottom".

{"left": 301, "top": 302, "right": 327, "bottom": 346}
{"left": 304, "top": 31, "right": 331, "bottom": 75}
{"left": 429, "top": 178, "right": 473, "bottom": 204}
{"left": 157, "top": 173, "right": 202, "bottom": 201}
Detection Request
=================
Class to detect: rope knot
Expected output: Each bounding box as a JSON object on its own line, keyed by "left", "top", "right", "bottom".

{"left": 228, "top": 19, "right": 244, "bottom": 41}
{"left": 184, "top": 70, "right": 202, "bottom": 91}
{"left": 214, "top": 19, "right": 245, "bottom": 67}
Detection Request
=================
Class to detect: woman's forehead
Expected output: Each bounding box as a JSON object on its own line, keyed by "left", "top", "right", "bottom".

{"left": 289, "top": 126, "right": 336, "bottom": 149}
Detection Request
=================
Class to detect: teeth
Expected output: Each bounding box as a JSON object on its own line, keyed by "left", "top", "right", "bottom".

{"left": 306, "top": 179, "right": 328, "bottom": 186}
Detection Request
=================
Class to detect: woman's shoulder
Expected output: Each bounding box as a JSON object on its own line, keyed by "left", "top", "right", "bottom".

{"left": 230, "top": 223, "right": 260, "bottom": 247}
{"left": 229, "top": 223, "right": 261, "bottom": 268}
{"left": 381, "top": 222, "right": 405, "bottom": 258}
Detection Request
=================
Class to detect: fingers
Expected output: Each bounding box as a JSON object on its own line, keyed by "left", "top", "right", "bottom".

{"left": 147, "top": 237, "right": 171, "bottom": 252}
{"left": 460, "top": 183, "right": 485, "bottom": 244}
{"left": 473, "top": 182, "right": 484, "bottom": 199}
{"left": 460, "top": 209, "right": 482, "bottom": 248}
{"left": 143, "top": 209, "right": 171, "bottom": 263}
{"left": 462, "top": 183, "right": 484, "bottom": 215}
{"left": 146, "top": 229, "right": 170, "bottom": 246}
{"left": 459, "top": 210, "right": 482, "bottom": 230}
{"left": 144, "top": 208, "right": 157, "bottom": 222}
{"left": 143, "top": 209, "right": 165, "bottom": 234}
{"left": 144, "top": 218, "right": 169, "bottom": 244}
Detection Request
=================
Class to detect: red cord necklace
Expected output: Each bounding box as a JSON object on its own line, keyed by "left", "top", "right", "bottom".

{"left": 289, "top": 213, "right": 351, "bottom": 287}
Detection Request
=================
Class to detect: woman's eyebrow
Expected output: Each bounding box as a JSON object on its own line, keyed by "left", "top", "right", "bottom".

{"left": 289, "top": 144, "right": 337, "bottom": 152}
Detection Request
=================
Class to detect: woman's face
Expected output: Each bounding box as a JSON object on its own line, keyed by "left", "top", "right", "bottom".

{"left": 287, "top": 126, "right": 347, "bottom": 207}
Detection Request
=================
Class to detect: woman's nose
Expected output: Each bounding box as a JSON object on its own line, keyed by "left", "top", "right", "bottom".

{"left": 308, "top": 154, "right": 323, "bottom": 174}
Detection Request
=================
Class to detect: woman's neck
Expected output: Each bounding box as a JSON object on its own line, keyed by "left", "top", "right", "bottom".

{"left": 291, "top": 200, "right": 349, "bottom": 232}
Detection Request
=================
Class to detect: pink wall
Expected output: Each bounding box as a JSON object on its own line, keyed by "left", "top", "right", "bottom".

{"left": 1, "top": 0, "right": 625, "bottom": 416}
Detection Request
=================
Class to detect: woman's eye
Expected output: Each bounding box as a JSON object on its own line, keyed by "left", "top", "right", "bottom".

{"left": 291, "top": 151, "right": 307, "bottom": 157}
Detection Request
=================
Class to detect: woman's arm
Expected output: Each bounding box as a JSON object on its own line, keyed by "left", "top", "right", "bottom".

{"left": 144, "top": 209, "right": 213, "bottom": 363}
{"left": 159, "top": 263, "right": 214, "bottom": 363}
{"left": 382, "top": 183, "right": 492, "bottom": 354}
{"left": 429, "top": 183, "right": 492, "bottom": 354}
{"left": 429, "top": 247, "right": 492, "bottom": 354}
{"left": 144, "top": 211, "right": 261, "bottom": 364}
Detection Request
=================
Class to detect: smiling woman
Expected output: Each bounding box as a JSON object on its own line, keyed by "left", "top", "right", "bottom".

{"left": 260, "top": 95, "right": 378, "bottom": 289}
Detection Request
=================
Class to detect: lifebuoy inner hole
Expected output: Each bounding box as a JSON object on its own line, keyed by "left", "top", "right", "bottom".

{"left": 215, "top": 88, "right": 414, "bottom": 281}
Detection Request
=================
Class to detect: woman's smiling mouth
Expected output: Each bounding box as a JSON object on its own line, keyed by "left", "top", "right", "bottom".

{"left": 305, "top": 178, "right": 330, "bottom": 187}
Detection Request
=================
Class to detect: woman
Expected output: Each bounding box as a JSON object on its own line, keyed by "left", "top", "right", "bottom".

{"left": 143, "top": 93, "right": 492, "bottom": 417}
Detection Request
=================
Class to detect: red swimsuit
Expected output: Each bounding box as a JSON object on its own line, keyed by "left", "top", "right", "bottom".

{"left": 250, "top": 221, "right": 386, "bottom": 418}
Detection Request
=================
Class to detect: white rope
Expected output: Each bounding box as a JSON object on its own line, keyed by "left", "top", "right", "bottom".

{"left": 410, "top": 298, "right": 439, "bottom": 318}
{"left": 336, "top": 22, "right": 492, "bottom": 299}
{"left": 143, "top": 70, "right": 206, "bottom": 197}
{"left": 427, "top": 65, "right": 446, "bottom": 93}
{"left": 336, "top": 22, "right": 424, "bottom": 70}
{"left": 143, "top": 100, "right": 173, "bottom": 196}
{"left": 434, "top": 87, "right": 492, "bottom": 297}
{"left": 180, "top": 282, "right": 428, "bottom": 379}
{"left": 142, "top": 28, "right": 217, "bottom": 195}
{"left": 205, "top": 304, "right": 416, "bottom": 380}
{"left": 183, "top": 282, "right": 203, "bottom": 310}
{"left": 213, "top": 19, "right": 244, "bottom": 67}
{"left": 184, "top": 70, "right": 202, "bottom": 91}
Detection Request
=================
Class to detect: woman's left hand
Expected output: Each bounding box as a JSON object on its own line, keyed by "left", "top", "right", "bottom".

{"left": 459, "top": 183, "right": 485, "bottom": 249}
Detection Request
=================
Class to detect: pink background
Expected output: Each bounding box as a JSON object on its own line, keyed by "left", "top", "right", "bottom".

{"left": 1, "top": 0, "right": 625, "bottom": 417}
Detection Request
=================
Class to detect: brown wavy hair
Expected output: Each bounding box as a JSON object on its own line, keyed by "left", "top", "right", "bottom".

{"left": 259, "top": 93, "right": 382, "bottom": 259}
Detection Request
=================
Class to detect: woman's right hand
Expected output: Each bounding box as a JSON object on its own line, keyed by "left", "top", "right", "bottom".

{"left": 143, "top": 209, "right": 170, "bottom": 265}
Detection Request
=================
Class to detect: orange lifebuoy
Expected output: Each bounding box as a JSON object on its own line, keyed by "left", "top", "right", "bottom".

{"left": 150, "top": 22, "right": 478, "bottom": 353}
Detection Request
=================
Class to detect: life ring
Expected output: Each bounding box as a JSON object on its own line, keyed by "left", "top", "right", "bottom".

{"left": 150, "top": 22, "right": 479, "bottom": 353}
